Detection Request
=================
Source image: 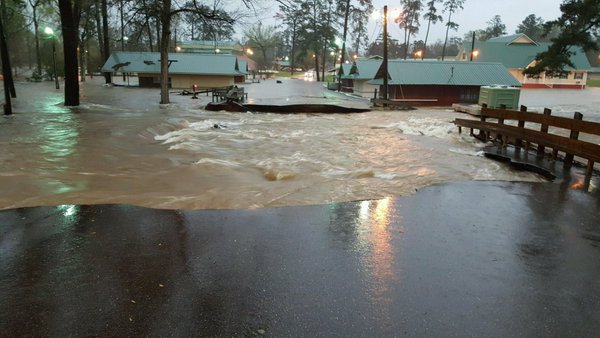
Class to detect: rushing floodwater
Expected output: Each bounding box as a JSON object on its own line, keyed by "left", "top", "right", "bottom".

{"left": 0, "top": 78, "right": 598, "bottom": 210}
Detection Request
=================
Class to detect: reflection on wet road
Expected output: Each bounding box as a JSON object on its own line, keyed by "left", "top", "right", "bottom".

{"left": 1, "top": 181, "right": 598, "bottom": 336}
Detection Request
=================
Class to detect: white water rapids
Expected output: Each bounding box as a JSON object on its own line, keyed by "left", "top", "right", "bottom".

{"left": 1, "top": 78, "right": 598, "bottom": 210}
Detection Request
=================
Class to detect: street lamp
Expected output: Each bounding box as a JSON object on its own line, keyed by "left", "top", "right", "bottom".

{"left": 44, "top": 27, "right": 59, "bottom": 89}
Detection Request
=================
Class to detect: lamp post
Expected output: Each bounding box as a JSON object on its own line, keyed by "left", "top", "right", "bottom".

{"left": 45, "top": 27, "right": 59, "bottom": 89}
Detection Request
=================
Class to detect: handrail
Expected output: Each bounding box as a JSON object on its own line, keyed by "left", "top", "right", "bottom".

{"left": 480, "top": 107, "right": 600, "bottom": 136}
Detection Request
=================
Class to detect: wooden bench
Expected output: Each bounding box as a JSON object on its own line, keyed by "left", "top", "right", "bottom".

{"left": 454, "top": 105, "right": 600, "bottom": 184}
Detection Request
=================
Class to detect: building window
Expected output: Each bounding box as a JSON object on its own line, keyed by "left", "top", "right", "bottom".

{"left": 545, "top": 72, "right": 554, "bottom": 79}
{"left": 574, "top": 73, "right": 584, "bottom": 80}
{"left": 558, "top": 73, "right": 569, "bottom": 79}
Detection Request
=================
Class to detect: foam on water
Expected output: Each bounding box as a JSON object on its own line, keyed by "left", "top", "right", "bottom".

{"left": 1, "top": 79, "right": 597, "bottom": 210}
{"left": 194, "top": 158, "right": 242, "bottom": 168}
{"left": 380, "top": 117, "right": 457, "bottom": 139}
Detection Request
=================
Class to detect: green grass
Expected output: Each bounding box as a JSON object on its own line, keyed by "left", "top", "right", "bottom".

{"left": 586, "top": 79, "right": 600, "bottom": 87}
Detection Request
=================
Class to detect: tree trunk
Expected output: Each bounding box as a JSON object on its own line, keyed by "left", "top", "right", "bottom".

{"left": 120, "top": 0, "right": 125, "bottom": 51}
{"left": 441, "top": 10, "right": 452, "bottom": 61}
{"left": 0, "top": 15, "right": 13, "bottom": 114}
{"left": 403, "top": 26, "right": 409, "bottom": 60}
{"left": 101, "top": 0, "right": 111, "bottom": 83}
{"left": 156, "top": 18, "right": 161, "bottom": 51}
{"left": 290, "top": 26, "right": 296, "bottom": 76}
{"left": 95, "top": 0, "right": 103, "bottom": 61}
{"left": 321, "top": 41, "right": 326, "bottom": 81}
{"left": 0, "top": 0, "right": 14, "bottom": 98}
{"left": 32, "top": 4, "right": 42, "bottom": 76}
{"left": 406, "top": 25, "right": 412, "bottom": 59}
{"left": 314, "top": 55, "right": 320, "bottom": 82}
{"left": 58, "top": 0, "right": 80, "bottom": 106}
{"left": 146, "top": 21, "right": 154, "bottom": 51}
{"left": 261, "top": 47, "right": 267, "bottom": 71}
{"left": 423, "top": 19, "right": 432, "bottom": 60}
{"left": 338, "top": 0, "right": 350, "bottom": 89}
{"left": 79, "top": 41, "right": 86, "bottom": 82}
{"left": 159, "top": 0, "right": 171, "bottom": 104}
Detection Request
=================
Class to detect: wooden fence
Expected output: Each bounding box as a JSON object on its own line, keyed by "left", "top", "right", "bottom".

{"left": 454, "top": 105, "right": 600, "bottom": 184}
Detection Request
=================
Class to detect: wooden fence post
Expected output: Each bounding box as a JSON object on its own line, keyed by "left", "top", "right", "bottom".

{"left": 479, "top": 103, "right": 488, "bottom": 141}
{"left": 515, "top": 105, "right": 527, "bottom": 149}
{"left": 537, "top": 108, "right": 552, "bottom": 156}
{"left": 584, "top": 160, "right": 594, "bottom": 190}
{"left": 498, "top": 104, "right": 507, "bottom": 144}
{"left": 564, "top": 112, "right": 583, "bottom": 168}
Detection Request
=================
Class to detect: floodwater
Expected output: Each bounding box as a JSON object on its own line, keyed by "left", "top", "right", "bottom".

{"left": 0, "top": 78, "right": 598, "bottom": 210}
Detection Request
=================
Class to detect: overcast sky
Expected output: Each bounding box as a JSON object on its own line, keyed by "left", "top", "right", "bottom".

{"left": 368, "top": 0, "right": 564, "bottom": 43}
{"left": 243, "top": 0, "right": 565, "bottom": 48}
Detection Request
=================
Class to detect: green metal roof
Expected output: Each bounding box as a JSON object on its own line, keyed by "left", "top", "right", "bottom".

{"left": 462, "top": 35, "right": 591, "bottom": 70}
{"left": 348, "top": 59, "right": 382, "bottom": 80}
{"left": 238, "top": 60, "right": 248, "bottom": 74}
{"left": 339, "top": 63, "right": 352, "bottom": 76}
{"left": 369, "top": 60, "right": 521, "bottom": 86}
{"left": 101, "top": 52, "right": 244, "bottom": 76}
{"left": 486, "top": 34, "right": 536, "bottom": 44}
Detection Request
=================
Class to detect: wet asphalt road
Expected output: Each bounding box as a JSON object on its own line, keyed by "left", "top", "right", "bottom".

{"left": 1, "top": 181, "right": 599, "bottom": 336}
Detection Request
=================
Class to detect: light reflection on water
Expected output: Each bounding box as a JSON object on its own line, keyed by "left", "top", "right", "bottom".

{"left": 351, "top": 197, "right": 398, "bottom": 325}
{"left": 0, "top": 79, "right": 597, "bottom": 210}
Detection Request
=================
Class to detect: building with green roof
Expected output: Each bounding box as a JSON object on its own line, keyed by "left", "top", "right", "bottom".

{"left": 101, "top": 51, "right": 246, "bottom": 89}
{"left": 369, "top": 60, "right": 521, "bottom": 106}
{"left": 338, "top": 63, "right": 354, "bottom": 92}
{"left": 457, "top": 34, "right": 591, "bottom": 89}
{"left": 342, "top": 59, "right": 384, "bottom": 97}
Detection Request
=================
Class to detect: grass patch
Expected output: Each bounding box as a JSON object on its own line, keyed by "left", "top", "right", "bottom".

{"left": 586, "top": 79, "right": 600, "bottom": 87}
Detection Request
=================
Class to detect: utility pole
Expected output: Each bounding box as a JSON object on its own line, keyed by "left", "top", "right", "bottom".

{"left": 120, "top": 0, "right": 126, "bottom": 81}
{"left": 470, "top": 31, "right": 475, "bottom": 61}
{"left": 382, "top": 5, "right": 389, "bottom": 101}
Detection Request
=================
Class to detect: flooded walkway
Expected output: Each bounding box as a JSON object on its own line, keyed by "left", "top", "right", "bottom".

{"left": 1, "top": 181, "right": 599, "bottom": 336}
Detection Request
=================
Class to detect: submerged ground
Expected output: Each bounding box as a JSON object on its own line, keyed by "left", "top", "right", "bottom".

{"left": 1, "top": 78, "right": 598, "bottom": 210}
